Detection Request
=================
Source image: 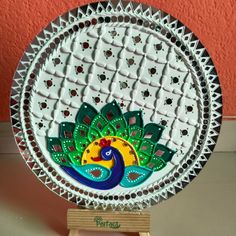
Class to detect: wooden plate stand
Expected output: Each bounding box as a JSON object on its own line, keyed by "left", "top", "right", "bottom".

{"left": 67, "top": 209, "right": 150, "bottom": 236}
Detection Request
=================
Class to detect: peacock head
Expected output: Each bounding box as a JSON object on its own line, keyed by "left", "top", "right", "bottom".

{"left": 99, "top": 138, "right": 115, "bottom": 161}
{"left": 101, "top": 147, "right": 114, "bottom": 161}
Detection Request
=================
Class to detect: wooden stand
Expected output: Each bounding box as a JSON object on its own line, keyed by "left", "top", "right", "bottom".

{"left": 67, "top": 209, "right": 150, "bottom": 236}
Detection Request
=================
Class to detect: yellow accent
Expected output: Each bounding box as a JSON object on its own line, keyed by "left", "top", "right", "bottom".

{"left": 81, "top": 136, "right": 139, "bottom": 169}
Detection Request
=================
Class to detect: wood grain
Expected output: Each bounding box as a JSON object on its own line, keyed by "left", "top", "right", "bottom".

{"left": 67, "top": 209, "right": 150, "bottom": 233}
{"left": 139, "top": 233, "right": 150, "bottom": 236}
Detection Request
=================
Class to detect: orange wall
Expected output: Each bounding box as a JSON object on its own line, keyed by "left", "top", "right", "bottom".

{"left": 0, "top": 0, "right": 235, "bottom": 121}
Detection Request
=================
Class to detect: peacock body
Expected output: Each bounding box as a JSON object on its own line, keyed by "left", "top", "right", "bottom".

{"left": 47, "top": 100, "right": 175, "bottom": 190}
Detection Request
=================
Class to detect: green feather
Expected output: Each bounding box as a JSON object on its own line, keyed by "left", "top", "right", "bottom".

{"left": 61, "top": 138, "right": 76, "bottom": 153}
{"left": 87, "top": 127, "right": 102, "bottom": 142}
{"left": 101, "top": 124, "right": 116, "bottom": 136}
{"left": 129, "top": 126, "right": 143, "bottom": 140}
{"left": 51, "top": 152, "right": 71, "bottom": 167}
{"left": 101, "top": 100, "right": 122, "bottom": 121}
{"left": 68, "top": 151, "right": 83, "bottom": 166}
{"left": 90, "top": 114, "right": 108, "bottom": 131}
{"left": 75, "top": 103, "right": 98, "bottom": 126}
{"left": 73, "top": 124, "right": 88, "bottom": 140}
{"left": 59, "top": 122, "right": 75, "bottom": 139}
{"left": 124, "top": 111, "right": 143, "bottom": 127}
{"left": 143, "top": 123, "right": 164, "bottom": 142}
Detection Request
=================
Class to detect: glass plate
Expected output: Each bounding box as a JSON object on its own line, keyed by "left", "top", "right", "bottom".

{"left": 10, "top": 1, "right": 222, "bottom": 210}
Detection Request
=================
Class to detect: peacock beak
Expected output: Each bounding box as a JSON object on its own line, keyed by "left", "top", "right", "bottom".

{"left": 91, "top": 156, "right": 103, "bottom": 162}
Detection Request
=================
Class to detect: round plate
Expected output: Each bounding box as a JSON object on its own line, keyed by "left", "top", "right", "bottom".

{"left": 10, "top": 1, "right": 222, "bottom": 210}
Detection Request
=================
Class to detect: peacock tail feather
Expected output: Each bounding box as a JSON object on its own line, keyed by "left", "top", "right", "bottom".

{"left": 47, "top": 100, "right": 175, "bottom": 189}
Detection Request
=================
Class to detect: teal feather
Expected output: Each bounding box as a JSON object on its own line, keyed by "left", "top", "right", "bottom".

{"left": 120, "top": 165, "right": 153, "bottom": 188}
{"left": 71, "top": 164, "right": 111, "bottom": 182}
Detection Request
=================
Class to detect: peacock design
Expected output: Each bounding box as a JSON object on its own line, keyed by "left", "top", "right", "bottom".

{"left": 47, "top": 100, "right": 175, "bottom": 190}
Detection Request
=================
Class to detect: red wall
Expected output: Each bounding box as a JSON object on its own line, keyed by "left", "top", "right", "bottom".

{"left": 0, "top": 0, "right": 235, "bottom": 121}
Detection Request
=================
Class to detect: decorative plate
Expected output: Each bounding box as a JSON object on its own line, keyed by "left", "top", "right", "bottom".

{"left": 10, "top": 1, "right": 222, "bottom": 210}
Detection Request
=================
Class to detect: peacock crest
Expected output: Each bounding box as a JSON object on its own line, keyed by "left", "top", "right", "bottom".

{"left": 47, "top": 100, "right": 175, "bottom": 190}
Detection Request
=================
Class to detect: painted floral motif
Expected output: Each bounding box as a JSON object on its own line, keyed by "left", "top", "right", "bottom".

{"left": 154, "top": 43, "right": 163, "bottom": 52}
{"left": 75, "top": 65, "right": 84, "bottom": 74}
{"left": 97, "top": 72, "right": 109, "bottom": 83}
{"left": 104, "top": 48, "right": 114, "bottom": 59}
{"left": 119, "top": 80, "right": 130, "bottom": 90}
{"left": 141, "top": 89, "right": 151, "bottom": 100}
{"left": 148, "top": 67, "right": 157, "bottom": 77}
{"left": 108, "top": 28, "right": 119, "bottom": 39}
{"left": 44, "top": 78, "right": 54, "bottom": 89}
{"left": 132, "top": 34, "right": 142, "bottom": 45}
{"left": 47, "top": 100, "right": 175, "bottom": 190}
{"left": 171, "top": 76, "right": 180, "bottom": 85}
{"left": 92, "top": 94, "right": 103, "bottom": 105}
{"left": 180, "top": 129, "right": 189, "bottom": 137}
{"left": 69, "top": 88, "right": 79, "bottom": 98}
{"left": 164, "top": 98, "right": 173, "bottom": 106}
{"left": 80, "top": 40, "right": 92, "bottom": 51}
{"left": 38, "top": 100, "right": 49, "bottom": 110}
{"left": 126, "top": 57, "right": 136, "bottom": 67}
{"left": 52, "top": 55, "right": 62, "bottom": 66}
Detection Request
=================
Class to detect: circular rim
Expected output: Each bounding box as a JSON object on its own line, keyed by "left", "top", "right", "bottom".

{"left": 10, "top": 0, "right": 222, "bottom": 210}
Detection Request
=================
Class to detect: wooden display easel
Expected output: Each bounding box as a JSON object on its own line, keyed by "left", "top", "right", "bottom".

{"left": 67, "top": 209, "right": 150, "bottom": 236}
